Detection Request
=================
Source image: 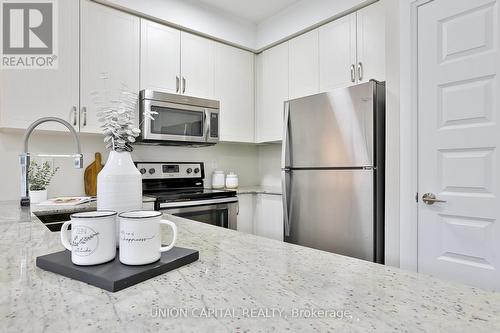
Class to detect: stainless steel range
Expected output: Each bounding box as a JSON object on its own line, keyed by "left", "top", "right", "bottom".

{"left": 136, "top": 162, "right": 238, "bottom": 229}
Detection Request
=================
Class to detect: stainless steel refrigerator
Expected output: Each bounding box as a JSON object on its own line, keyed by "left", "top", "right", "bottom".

{"left": 282, "top": 80, "right": 385, "bottom": 264}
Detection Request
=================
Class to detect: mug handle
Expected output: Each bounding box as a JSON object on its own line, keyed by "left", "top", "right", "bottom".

{"left": 159, "top": 219, "right": 178, "bottom": 252}
{"left": 60, "top": 220, "right": 72, "bottom": 251}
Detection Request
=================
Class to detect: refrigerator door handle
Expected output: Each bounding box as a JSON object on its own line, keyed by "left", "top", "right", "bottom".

{"left": 281, "top": 101, "right": 290, "bottom": 169}
{"left": 282, "top": 170, "right": 291, "bottom": 237}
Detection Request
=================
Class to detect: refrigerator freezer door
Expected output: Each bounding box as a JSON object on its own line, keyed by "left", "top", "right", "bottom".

{"left": 285, "top": 169, "right": 374, "bottom": 261}
{"left": 286, "top": 82, "right": 375, "bottom": 168}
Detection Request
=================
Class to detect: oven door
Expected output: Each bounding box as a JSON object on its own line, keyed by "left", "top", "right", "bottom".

{"left": 160, "top": 198, "right": 238, "bottom": 230}
{"left": 142, "top": 99, "right": 208, "bottom": 143}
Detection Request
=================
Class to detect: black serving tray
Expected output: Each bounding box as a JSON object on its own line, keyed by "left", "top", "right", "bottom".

{"left": 36, "top": 247, "right": 199, "bottom": 292}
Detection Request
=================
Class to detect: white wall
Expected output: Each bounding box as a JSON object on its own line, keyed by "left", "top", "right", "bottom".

{"left": 98, "top": 0, "right": 256, "bottom": 50}
{"left": 257, "top": 144, "right": 281, "bottom": 187}
{"left": 0, "top": 131, "right": 259, "bottom": 201}
{"left": 256, "top": 0, "right": 374, "bottom": 50}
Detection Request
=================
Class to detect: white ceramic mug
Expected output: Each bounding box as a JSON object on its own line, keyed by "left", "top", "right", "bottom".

{"left": 118, "top": 210, "right": 178, "bottom": 265}
{"left": 60, "top": 211, "right": 117, "bottom": 266}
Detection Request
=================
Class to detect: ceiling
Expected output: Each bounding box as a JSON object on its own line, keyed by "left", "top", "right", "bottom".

{"left": 195, "top": 0, "right": 301, "bottom": 23}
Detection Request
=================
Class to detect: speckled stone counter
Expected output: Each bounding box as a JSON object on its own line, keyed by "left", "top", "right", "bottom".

{"left": 1, "top": 200, "right": 500, "bottom": 332}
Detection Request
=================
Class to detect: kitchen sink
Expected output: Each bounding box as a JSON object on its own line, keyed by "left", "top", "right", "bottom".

{"left": 33, "top": 210, "right": 95, "bottom": 232}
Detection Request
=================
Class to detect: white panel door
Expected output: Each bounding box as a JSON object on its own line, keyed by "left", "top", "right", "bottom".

{"left": 356, "top": 1, "right": 386, "bottom": 83}
{"left": 289, "top": 29, "right": 319, "bottom": 99}
{"left": 80, "top": 0, "right": 140, "bottom": 133}
{"left": 319, "top": 13, "right": 357, "bottom": 92}
{"left": 0, "top": 0, "right": 79, "bottom": 131}
{"left": 214, "top": 43, "right": 254, "bottom": 143}
{"left": 256, "top": 42, "right": 289, "bottom": 143}
{"left": 140, "top": 19, "right": 180, "bottom": 94}
{"left": 418, "top": 0, "right": 500, "bottom": 290}
{"left": 180, "top": 32, "right": 215, "bottom": 98}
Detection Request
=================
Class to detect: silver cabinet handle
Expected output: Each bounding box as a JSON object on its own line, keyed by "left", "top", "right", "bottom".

{"left": 176, "top": 76, "right": 180, "bottom": 93}
{"left": 357, "top": 62, "right": 363, "bottom": 81}
{"left": 182, "top": 77, "right": 186, "bottom": 94}
{"left": 350, "top": 64, "right": 356, "bottom": 83}
{"left": 72, "top": 106, "right": 77, "bottom": 126}
{"left": 422, "top": 193, "right": 447, "bottom": 205}
{"left": 82, "top": 107, "right": 87, "bottom": 127}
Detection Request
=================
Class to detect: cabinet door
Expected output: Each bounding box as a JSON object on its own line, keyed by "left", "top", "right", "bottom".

{"left": 180, "top": 32, "right": 215, "bottom": 98}
{"left": 237, "top": 194, "right": 255, "bottom": 234}
{"left": 356, "top": 1, "right": 386, "bottom": 83}
{"left": 256, "top": 42, "right": 289, "bottom": 143}
{"left": 80, "top": 0, "right": 140, "bottom": 134}
{"left": 289, "top": 29, "right": 319, "bottom": 99}
{"left": 255, "top": 194, "right": 284, "bottom": 241}
{"left": 215, "top": 43, "right": 254, "bottom": 143}
{"left": 0, "top": 0, "right": 79, "bottom": 131}
{"left": 319, "top": 13, "right": 357, "bottom": 92}
{"left": 140, "top": 19, "right": 180, "bottom": 94}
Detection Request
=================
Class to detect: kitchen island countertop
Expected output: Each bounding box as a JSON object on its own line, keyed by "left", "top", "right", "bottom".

{"left": 1, "top": 200, "right": 500, "bottom": 332}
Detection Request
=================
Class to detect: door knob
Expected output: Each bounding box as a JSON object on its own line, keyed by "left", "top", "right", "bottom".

{"left": 422, "top": 193, "right": 447, "bottom": 205}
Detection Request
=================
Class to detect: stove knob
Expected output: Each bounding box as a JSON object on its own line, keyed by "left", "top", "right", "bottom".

{"left": 194, "top": 168, "right": 200, "bottom": 174}
{"left": 186, "top": 168, "right": 193, "bottom": 174}
{"left": 148, "top": 168, "right": 156, "bottom": 175}
{"left": 139, "top": 168, "right": 146, "bottom": 175}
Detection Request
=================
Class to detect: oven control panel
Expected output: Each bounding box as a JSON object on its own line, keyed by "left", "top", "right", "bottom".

{"left": 136, "top": 162, "right": 203, "bottom": 179}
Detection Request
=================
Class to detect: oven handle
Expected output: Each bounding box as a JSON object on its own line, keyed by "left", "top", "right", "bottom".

{"left": 159, "top": 197, "right": 238, "bottom": 209}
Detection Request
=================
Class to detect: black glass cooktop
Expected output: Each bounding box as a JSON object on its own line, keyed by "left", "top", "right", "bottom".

{"left": 145, "top": 188, "right": 237, "bottom": 203}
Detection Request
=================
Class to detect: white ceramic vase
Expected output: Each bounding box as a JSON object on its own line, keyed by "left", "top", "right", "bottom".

{"left": 29, "top": 189, "right": 47, "bottom": 204}
{"left": 97, "top": 151, "right": 142, "bottom": 246}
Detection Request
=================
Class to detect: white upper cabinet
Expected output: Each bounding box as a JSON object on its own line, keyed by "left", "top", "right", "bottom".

{"left": 140, "top": 19, "right": 180, "bottom": 94}
{"left": 180, "top": 32, "right": 215, "bottom": 99}
{"left": 356, "top": 1, "right": 386, "bottom": 83}
{"left": 214, "top": 43, "right": 254, "bottom": 143}
{"left": 319, "top": 13, "right": 357, "bottom": 92}
{"left": 0, "top": 0, "right": 79, "bottom": 131}
{"left": 80, "top": 0, "right": 140, "bottom": 134}
{"left": 289, "top": 29, "right": 319, "bottom": 99}
{"left": 256, "top": 42, "right": 289, "bottom": 143}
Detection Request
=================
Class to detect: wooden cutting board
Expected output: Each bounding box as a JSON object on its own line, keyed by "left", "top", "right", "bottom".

{"left": 84, "top": 152, "right": 103, "bottom": 196}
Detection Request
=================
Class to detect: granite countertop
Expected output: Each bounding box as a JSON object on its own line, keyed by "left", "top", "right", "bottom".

{"left": 1, "top": 200, "right": 500, "bottom": 332}
{"left": 235, "top": 185, "right": 282, "bottom": 195}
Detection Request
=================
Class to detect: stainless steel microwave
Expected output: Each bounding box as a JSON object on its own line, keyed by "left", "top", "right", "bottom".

{"left": 139, "top": 90, "right": 220, "bottom": 145}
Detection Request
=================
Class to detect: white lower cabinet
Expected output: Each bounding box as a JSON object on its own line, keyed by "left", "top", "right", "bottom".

{"left": 237, "top": 193, "right": 283, "bottom": 241}
{"left": 236, "top": 194, "right": 256, "bottom": 234}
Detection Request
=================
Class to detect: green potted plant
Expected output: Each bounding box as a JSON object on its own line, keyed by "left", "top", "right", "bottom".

{"left": 28, "top": 161, "right": 59, "bottom": 204}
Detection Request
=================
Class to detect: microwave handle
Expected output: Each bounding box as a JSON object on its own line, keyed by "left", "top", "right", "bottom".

{"left": 204, "top": 109, "right": 210, "bottom": 140}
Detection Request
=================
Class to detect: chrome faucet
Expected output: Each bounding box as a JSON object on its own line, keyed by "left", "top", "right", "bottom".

{"left": 20, "top": 117, "right": 83, "bottom": 206}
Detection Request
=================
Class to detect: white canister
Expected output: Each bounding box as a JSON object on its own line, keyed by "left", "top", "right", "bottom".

{"left": 212, "top": 170, "right": 225, "bottom": 189}
{"left": 225, "top": 172, "right": 239, "bottom": 189}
